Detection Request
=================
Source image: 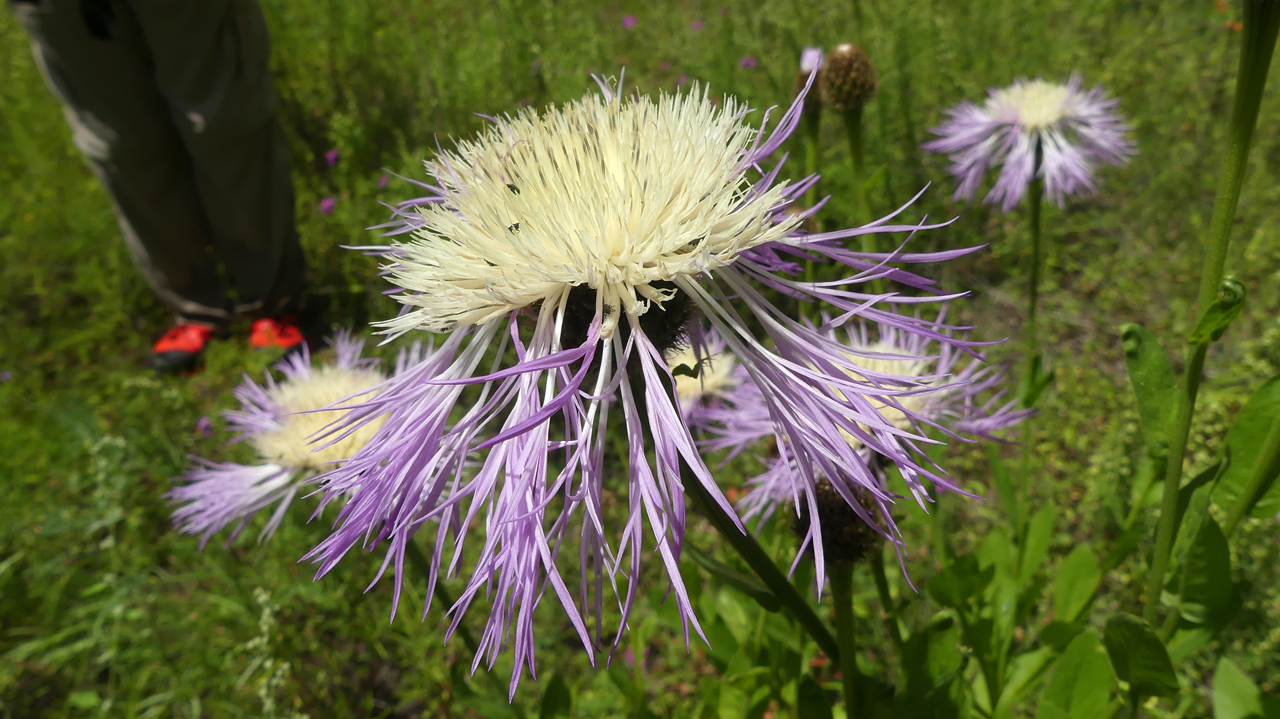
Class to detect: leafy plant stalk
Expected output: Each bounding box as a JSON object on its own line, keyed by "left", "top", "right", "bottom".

{"left": 683, "top": 473, "right": 842, "bottom": 662}
{"left": 1142, "top": 0, "right": 1280, "bottom": 622}
{"left": 868, "top": 547, "right": 904, "bottom": 656}
{"left": 831, "top": 562, "right": 861, "bottom": 717}
{"left": 1023, "top": 173, "right": 1043, "bottom": 403}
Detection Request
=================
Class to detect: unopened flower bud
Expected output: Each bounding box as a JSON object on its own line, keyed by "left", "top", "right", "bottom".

{"left": 794, "top": 47, "right": 825, "bottom": 117}
{"left": 796, "top": 478, "right": 882, "bottom": 565}
{"left": 821, "top": 43, "right": 878, "bottom": 111}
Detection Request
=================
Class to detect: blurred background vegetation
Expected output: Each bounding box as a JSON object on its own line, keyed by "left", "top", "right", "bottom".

{"left": 2, "top": 0, "right": 1279, "bottom": 716}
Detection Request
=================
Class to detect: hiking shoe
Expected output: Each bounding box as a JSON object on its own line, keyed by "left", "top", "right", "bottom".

{"left": 148, "top": 323, "right": 217, "bottom": 374}
{"left": 249, "top": 316, "right": 307, "bottom": 353}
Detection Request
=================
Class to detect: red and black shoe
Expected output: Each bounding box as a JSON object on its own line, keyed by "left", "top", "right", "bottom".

{"left": 249, "top": 316, "right": 308, "bottom": 357}
{"left": 148, "top": 323, "right": 218, "bottom": 374}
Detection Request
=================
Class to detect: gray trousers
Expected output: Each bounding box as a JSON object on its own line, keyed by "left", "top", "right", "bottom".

{"left": 13, "top": 0, "right": 306, "bottom": 325}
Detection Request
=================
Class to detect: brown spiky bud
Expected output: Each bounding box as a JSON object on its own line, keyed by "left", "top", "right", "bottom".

{"left": 795, "top": 478, "right": 883, "bottom": 566}
{"left": 820, "top": 44, "right": 878, "bottom": 111}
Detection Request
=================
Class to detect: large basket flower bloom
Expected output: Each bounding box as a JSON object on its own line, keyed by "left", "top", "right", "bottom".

{"left": 923, "top": 73, "right": 1135, "bottom": 212}
{"left": 309, "top": 74, "right": 986, "bottom": 691}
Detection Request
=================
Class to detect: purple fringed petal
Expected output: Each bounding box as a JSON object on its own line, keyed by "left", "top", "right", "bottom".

{"left": 168, "top": 461, "right": 298, "bottom": 548}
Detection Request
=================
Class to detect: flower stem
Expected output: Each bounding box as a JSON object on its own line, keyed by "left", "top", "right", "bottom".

{"left": 1023, "top": 174, "right": 1043, "bottom": 403}
{"left": 1142, "top": 0, "right": 1280, "bottom": 623}
{"left": 831, "top": 562, "right": 861, "bottom": 717}
{"left": 1223, "top": 411, "right": 1280, "bottom": 538}
{"left": 804, "top": 107, "right": 821, "bottom": 313}
{"left": 683, "top": 472, "right": 842, "bottom": 662}
{"left": 868, "top": 546, "right": 904, "bottom": 658}
{"left": 844, "top": 101, "right": 882, "bottom": 298}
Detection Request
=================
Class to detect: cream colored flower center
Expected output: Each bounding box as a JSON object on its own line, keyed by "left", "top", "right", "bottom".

{"left": 993, "top": 79, "right": 1070, "bottom": 131}
{"left": 670, "top": 344, "right": 739, "bottom": 406}
{"left": 379, "top": 85, "right": 802, "bottom": 340}
{"left": 252, "top": 366, "right": 387, "bottom": 470}
{"left": 835, "top": 341, "right": 932, "bottom": 449}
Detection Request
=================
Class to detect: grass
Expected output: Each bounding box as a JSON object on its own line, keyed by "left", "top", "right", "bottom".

{"left": 2, "top": 0, "right": 1280, "bottom": 716}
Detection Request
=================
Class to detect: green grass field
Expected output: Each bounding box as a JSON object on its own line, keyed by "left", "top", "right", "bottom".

{"left": 3, "top": 0, "right": 1280, "bottom": 716}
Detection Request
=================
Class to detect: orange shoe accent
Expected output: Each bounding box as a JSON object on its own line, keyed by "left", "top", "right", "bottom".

{"left": 249, "top": 317, "right": 305, "bottom": 349}
{"left": 152, "top": 324, "right": 216, "bottom": 354}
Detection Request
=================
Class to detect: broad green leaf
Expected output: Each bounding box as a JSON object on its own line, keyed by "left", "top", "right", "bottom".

{"left": 1173, "top": 457, "right": 1229, "bottom": 552}
{"left": 1213, "top": 657, "right": 1262, "bottom": 719}
{"left": 988, "top": 447, "right": 1022, "bottom": 537}
{"left": 994, "top": 647, "right": 1057, "bottom": 719}
{"left": 929, "top": 554, "right": 994, "bottom": 610}
{"left": 1101, "top": 524, "right": 1145, "bottom": 573}
{"left": 686, "top": 544, "right": 781, "bottom": 612}
{"left": 978, "top": 526, "right": 1016, "bottom": 574}
{"left": 539, "top": 674, "right": 572, "bottom": 719}
{"left": 1053, "top": 544, "right": 1101, "bottom": 624}
{"left": 1019, "top": 505, "right": 1055, "bottom": 586}
{"left": 989, "top": 572, "right": 1020, "bottom": 673}
{"left": 717, "top": 683, "right": 750, "bottom": 719}
{"left": 1164, "top": 516, "right": 1234, "bottom": 624}
{"left": 1214, "top": 377, "right": 1280, "bottom": 518}
{"left": 1187, "top": 279, "right": 1246, "bottom": 344}
{"left": 797, "top": 675, "right": 833, "bottom": 719}
{"left": 902, "top": 612, "right": 964, "bottom": 695}
{"left": 1103, "top": 613, "right": 1179, "bottom": 698}
{"left": 1036, "top": 630, "right": 1114, "bottom": 719}
{"left": 1120, "top": 323, "right": 1177, "bottom": 457}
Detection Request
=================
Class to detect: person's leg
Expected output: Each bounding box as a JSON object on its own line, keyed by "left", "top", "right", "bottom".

{"left": 11, "top": 0, "right": 234, "bottom": 326}
{"left": 129, "top": 0, "right": 308, "bottom": 318}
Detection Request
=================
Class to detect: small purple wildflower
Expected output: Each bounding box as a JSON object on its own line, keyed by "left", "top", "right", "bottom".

{"left": 799, "top": 47, "right": 823, "bottom": 75}
{"left": 622, "top": 14, "right": 638, "bottom": 29}
{"left": 0, "top": 371, "right": 11, "bottom": 382}
{"left": 378, "top": 175, "right": 390, "bottom": 189}
{"left": 676, "top": 74, "right": 689, "bottom": 86}
{"left": 319, "top": 73, "right": 989, "bottom": 694}
{"left": 690, "top": 19, "right": 705, "bottom": 31}
{"left": 325, "top": 149, "right": 340, "bottom": 167}
{"left": 739, "top": 56, "right": 758, "bottom": 69}
{"left": 319, "top": 197, "right": 337, "bottom": 215}
{"left": 196, "top": 416, "right": 213, "bottom": 439}
{"left": 923, "top": 73, "right": 1135, "bottom": 212}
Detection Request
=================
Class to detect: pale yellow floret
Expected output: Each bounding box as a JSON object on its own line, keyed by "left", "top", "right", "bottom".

{"left": 992, "top": 79, "right": 1071, "bottom": 131}
{"left": 669, "top": 344, "right": 739, "bottom": 406}
{"left": 381, "top": 84, "right": 803, "bottom": 339}
{"left": 834, "top": 341, "right": 933, "bottom": 450}
{"left": 252, "top": 366, "right": 387, "bottom": 470}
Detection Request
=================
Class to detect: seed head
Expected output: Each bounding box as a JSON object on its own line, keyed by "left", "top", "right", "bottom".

{"left": 821, "top": 44, "right": 877, "bottom": 110}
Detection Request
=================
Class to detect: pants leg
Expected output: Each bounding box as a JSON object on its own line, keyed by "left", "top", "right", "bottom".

{"left": 13, "top": 0, "right": 233, "bottom": 324}
{"left": 129, "top": 0, "right": 306, "bottom": 316}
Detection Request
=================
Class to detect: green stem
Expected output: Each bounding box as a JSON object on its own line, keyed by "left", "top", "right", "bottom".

{"left": 869, "top": 547, "right": 905, "bottom": 659}
{"left": 1023, "top": 174, "right": 1043, "bottom": 403}
{"left": 405, "top": 540, "right": 527, "bottom": 717}
{"left": 1142, "top": 0, "right": 1280, "bottom": 623}
{"left": 831, "top": 562, "right": 861, "bottom": 718}
{"left": 845, "top": 101, "right": 883, "bottom": 299}
{"left": 1223, "top": 411, "right": 1280, "bottom": 538}
{"left": 684, "top": 473, "right": 842, "bottom": 662}
{"left": 803, "top": 109, "right": 821, "bottom": 315}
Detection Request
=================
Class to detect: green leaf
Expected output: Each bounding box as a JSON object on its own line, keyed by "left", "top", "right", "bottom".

{"left": 672, "top": 363, "right": 699, "bottom": 379}
{"left": 1120, "top": 323, "right": 1177, "bottom": 457}
{"left": 929, "top": 554, "right": 995, "bottom": 610}
{"left": 988, "top": 447, "right": 1023, "bottom": 539}
{"left": 1165, "top": 516, "right": 1234, "bottom": 624}
{"left": 1187, "top": 278, "right": 1246, "bottom": 344}
{"left": 685, "top": 543, "right": 781, "bottom": 612}
{"left": 1174, "top": 456, "right": 1229, "bottom": 548}
{"left": 1101, "top": 523, "right": 1145, "bottom": 573}
{"left": 902, "top": 612, "right": 964, "bottom": 695}
{"left": 539, "top": 674, "right": 572, "bottom": 719}
{"left": 1213, "top": 657, "right": 1263, "bottom": 719}
{"left": 863, "top": 164, "right": 889, "bottom": 194}
{"left": 1019, "top": 505, "right": 1055, "bottom": 586}
{"left": 718, "top": 683, "right": 751, "bottom": 719}
{"left": 1214, "top": 377, "right": 1280, "bottom": 518}
{"left": 67, "top": 691, "right": 101, "bottom": 709}
{"left": 1053, "top": 544, "right": 1101, "bottom": 625}
{"left": 1103, "top": 613, "right": 1180, "bottom": 698}
{"left": 796, "top": 675, "right": 833, "bottom": 719}
{"left": 995, "top": 647, "right": 1057, "bottom": 719}
{"left": 1036, "top": 630, "right": 1115, "bottom": 719}
{"left": 1019, "top": 353, "right": 1056, "bottom": 409}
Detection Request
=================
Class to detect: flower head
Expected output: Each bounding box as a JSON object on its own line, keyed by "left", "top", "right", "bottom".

{"left": 923, "top": 73, "right": 1135, "bottom": 212}
{"left": 319, "top": 74, "right": 987, "bottom": 693}
{"left": 169, "top": 332, "right": 402, "bottom": 547}
{"left": 739, "top": 55, "right": 759, "bottom": 69}
{"left": 820, "top": 44, "right": 877, "bottom": 111}
{"left": 325, "top": 149, "right": 340, "bottom": 167}
{"left": 704, "top": 313, "right": 1030, "bottom": 564}
{"left": 622, "top": 14, "right": 638, "bottom": 29}
{"left": 319, "top": 197, "right": 337, "bottom": 215}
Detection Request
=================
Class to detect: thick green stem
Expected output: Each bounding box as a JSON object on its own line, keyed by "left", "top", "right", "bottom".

{"left": 1223, "top": 411, "right": 1280, "bottom": 537}
{"left": 684, "top": 473, "right": 842, "bottom": 662}
{"left": 869, "top": 548, "right": 904, "bottom": 657}
{"left": 1023, "top": 175, "right": 1043, "bottom": 401}
{"left": 1142, "top": 0, "right": 1280, "bottom": 623}
{"left": 831, "top": 562, "right": 861, "bottom": 718}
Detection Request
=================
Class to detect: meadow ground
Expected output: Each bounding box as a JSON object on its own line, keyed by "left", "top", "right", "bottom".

{"left": 2, "top": 0, "right": 1280, "bottom": 717}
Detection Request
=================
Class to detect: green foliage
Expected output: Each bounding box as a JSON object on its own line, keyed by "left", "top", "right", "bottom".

{"left": 1189, "top": 279, "right": 1248, "bottom": 345}
{"left": 1103, "top": 614, "right": 1180, "bottom": 699}
{"left": 1214, "top": 377, "right": 1280, "bottom": 518}
{"left": 1036, "top": 631, "right": 1114, "bottom": 719}
{"left": 1120, "top": 323, "right": 1178, "bottom": 458}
